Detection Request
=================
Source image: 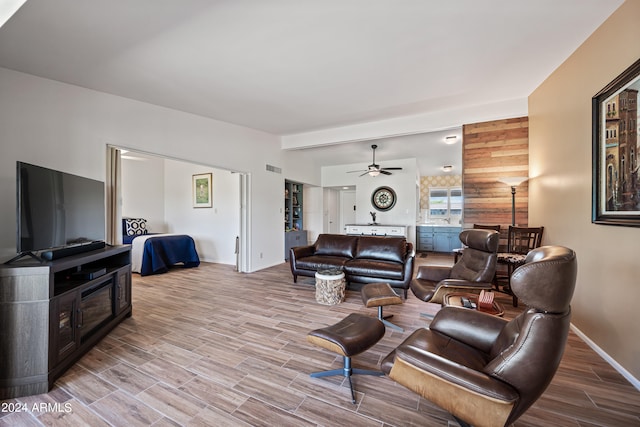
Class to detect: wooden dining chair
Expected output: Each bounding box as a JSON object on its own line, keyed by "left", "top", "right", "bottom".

{"left": 496, "top": 226, "right": 544, "bottom": 306}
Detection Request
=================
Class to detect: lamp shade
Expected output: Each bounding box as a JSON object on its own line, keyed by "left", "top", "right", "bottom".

{"left": 498, "top": 176, "right": 528, "bottom": 187}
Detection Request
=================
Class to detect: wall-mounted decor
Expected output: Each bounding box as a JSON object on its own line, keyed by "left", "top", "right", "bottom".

{"left": 592, "top": 58, "right": 640, "bottom": 227}
{"left": 371, "top": 186, "right": 397, "bottom": 211}
{"left": 193, "top": 173, "right": 212, "bottom": 208}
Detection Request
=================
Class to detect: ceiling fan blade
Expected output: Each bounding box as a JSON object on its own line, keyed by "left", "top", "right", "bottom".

{"left": 379, "top": 170, "right": 392, "bottom": 175}
{"left": 381, "top": 167, "right": 403, "bottom": 171}
{"left": 347, "top": 170, "right": 366, "bottom": 173}
{"left": 359, "top": 171, "right": 370, "bottom": 177}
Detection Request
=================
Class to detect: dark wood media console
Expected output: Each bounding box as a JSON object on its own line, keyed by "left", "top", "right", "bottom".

{"left": 0, "top": 245, "right": 132, "bottom": 399}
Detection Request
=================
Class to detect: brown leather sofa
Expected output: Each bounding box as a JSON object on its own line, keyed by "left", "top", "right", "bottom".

{"left": 381, "top": 245, "right": 577, "bottom": 427}
{"left": 289, "top": 234, "right": 415, "bottom": 298}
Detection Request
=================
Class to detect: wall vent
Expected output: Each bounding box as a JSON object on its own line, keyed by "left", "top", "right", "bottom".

{"left": 266, "top": 164, "right": 282, "bottom": 174}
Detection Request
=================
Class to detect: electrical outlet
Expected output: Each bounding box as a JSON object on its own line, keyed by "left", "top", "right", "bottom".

{"left": 260, "top": 252, "right": 263, "bottom": 259}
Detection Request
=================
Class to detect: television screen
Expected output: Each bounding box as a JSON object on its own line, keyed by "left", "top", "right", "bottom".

{"left": 17, "top": 162, "right": 106, "bottom": 254}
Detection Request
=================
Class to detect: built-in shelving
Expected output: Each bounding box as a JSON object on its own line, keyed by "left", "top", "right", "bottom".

{"left": 284, "top": 180, "right": 303, "bottom": 231}
{"left": 284, "top": 180, "right": 307, "bottom": 260}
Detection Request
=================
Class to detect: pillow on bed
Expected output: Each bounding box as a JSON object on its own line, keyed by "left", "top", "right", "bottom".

{"left": 124, "top": 218, "right": 148, "bottom": 237}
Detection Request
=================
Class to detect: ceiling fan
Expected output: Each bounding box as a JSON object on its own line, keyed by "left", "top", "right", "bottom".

{"left": 348, "top": 144, "right": 403, "bottom": 177}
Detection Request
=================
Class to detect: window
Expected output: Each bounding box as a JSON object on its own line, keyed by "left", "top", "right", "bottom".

{"left": 429, "top": 187, "right": 462, "bottom": 220}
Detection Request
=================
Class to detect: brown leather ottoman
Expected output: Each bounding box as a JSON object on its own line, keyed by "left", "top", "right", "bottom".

{"left": 361, "top": 282, "right": 404, "bottom": 332}
{"left": 307, "top": 313, "right": 385, "bottom": 403}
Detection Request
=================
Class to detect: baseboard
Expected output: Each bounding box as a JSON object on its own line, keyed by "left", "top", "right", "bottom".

{"left": 570, "top": 323, "right": 640, "bottom": 391}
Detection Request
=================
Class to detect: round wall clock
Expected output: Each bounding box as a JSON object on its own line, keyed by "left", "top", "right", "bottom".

{"left": 371, "top": 186, "right": 397, "bottom": 211}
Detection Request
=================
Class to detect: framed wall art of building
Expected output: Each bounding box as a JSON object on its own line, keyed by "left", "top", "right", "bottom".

{"left": 592, "top": 58, "right": 640, "bottom": 227}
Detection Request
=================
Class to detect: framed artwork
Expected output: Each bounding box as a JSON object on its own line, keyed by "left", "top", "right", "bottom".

{"left": 592, "top": 58, "right": 640, "bottom": 227}
{"left": 192, "top": 173, "right": 212, "bottom": 208}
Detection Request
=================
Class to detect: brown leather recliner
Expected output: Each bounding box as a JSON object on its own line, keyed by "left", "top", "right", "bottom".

{"left": 411, "top": 228, "right": 500, "bottom": 304}
{"left": 381, "top": 246, "right": 578, "bottom": 427}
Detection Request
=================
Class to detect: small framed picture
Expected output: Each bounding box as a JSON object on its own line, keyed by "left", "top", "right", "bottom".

{"left": 192, "top": 173, "right": 212, "bottom": 208}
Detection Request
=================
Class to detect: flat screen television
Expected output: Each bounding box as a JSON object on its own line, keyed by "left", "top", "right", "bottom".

{"left": 16, "top": 161, "right": 106, "bottom": 258}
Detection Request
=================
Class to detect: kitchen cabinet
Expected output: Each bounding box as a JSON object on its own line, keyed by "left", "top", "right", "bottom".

{"left": 417, "top": 226, "right": 462, "bottom": 252}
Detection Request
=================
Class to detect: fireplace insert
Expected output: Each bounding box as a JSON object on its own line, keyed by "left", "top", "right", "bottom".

{"left": 79, "top": 278, "right": 114, "bottom": 340}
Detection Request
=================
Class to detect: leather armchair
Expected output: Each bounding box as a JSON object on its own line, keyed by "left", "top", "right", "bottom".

{"left": 411, "top": 229, "right": 499, "bottom": 304}
{"left": 381, "top": 246, "right": 578, "bottom": 427}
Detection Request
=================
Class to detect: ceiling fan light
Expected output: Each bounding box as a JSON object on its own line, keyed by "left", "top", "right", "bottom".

{"left": 369, "top": 170, "right": 381, "bottom": 177}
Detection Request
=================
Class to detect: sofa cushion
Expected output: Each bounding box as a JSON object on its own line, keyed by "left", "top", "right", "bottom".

{"left": 314, "top": 234, "right": 358, "bottom": 258}
{"left": 354, "top": 236, "right": 407, "bottom": 263}
{"left": 294, "top": 255, "right": 350, "bottom": 272}
{"left": 344, "top": 259, "right": 404, "bottom": 280}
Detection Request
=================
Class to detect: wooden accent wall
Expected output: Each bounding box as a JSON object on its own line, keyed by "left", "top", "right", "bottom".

{"left": 462, "top": 117, "right": 529, "bottom": 230}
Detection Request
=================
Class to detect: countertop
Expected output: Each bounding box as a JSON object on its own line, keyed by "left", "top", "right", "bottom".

{"left": 345, "top": 224, "right": 407, "bottom": 227}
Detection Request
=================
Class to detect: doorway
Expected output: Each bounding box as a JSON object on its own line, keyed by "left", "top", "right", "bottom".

{"left": 340, "top": 190, "right": 356, "bottom": 232}
{"left": 108, "top": 146, "right": 249, "bottom": 272}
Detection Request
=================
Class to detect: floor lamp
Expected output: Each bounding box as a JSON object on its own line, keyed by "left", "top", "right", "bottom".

{"left": 498, "top": 177, "right": 528, "bottom": 226}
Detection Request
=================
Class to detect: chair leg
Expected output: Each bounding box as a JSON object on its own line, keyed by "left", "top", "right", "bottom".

{"left": 378, "top": 306, "right": 403, "bottom": 332}
{"left": 310, "top": 356, "right": 383, "bottom": 404}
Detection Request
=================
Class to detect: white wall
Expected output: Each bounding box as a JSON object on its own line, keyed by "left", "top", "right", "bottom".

{"left": 122, "top": 156, "right": 239, "bottom": 264}
{"left": 321, "top": 157, "right": 418, "bottom": 245}
{"left": 121, "top": 155, "right": 166, "bottom": 232}
{"left": 303, "top": 185, "right": 323, "bottom": 244}
{"left": 0, "top": 67, "right": 318, "bottom": 271}
{"left": 163, "top": 160, "right": 239, "bottom": 265}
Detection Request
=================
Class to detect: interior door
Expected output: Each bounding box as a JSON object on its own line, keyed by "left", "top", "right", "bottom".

{"left": 340, "top": 190, "right": 356, "bottom": 234}
{"left": 325, "top": 189, "right": 340, "bottom": 234}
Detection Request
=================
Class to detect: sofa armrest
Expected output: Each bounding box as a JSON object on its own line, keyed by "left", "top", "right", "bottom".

{"left": 436, "top": 279, "right": 494, "bottom": 293}
{"left": 291, "top": 245, "right": 315, "bottom": 260}
{"left": 416, "top": 265, "right": 452, "bottom": 282}
{"left": 289, "top": 244, "right": 316, "bottom": 283}
{"left": 430, "top": 307, "right": 507, "bottom": 354}
{"left": 402, "top": 251, "right": 415, "bottom": 281}
{"left": 406, "top": 242, "right": 414, "bottom": 257}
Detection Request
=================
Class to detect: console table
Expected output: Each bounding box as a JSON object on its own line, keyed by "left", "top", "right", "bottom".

{"left": 0, "top": 245, "right": 132, "bottom": 399}
{"left": 345, "top": 224, "right": 407, "bottom": 237}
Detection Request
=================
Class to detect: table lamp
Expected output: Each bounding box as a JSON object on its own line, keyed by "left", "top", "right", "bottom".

{"left": 498, "top": 177, "right": 528, "bottom": 226}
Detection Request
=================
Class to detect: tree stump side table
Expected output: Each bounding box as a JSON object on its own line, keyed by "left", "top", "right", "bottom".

{"left": 315, "top": 269, "right": 346, "bottom": 305}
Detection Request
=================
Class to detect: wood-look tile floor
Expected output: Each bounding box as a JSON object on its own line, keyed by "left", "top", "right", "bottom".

{"left": 2, "top": 254, "right": 640, "bottom": 426}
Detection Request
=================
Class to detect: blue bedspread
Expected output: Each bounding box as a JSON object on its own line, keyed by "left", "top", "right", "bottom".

{"left": 140, "top": 235, "right": 200, "bottom": 276}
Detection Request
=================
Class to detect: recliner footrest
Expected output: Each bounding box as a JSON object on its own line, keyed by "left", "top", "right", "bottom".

{"left": 361, "top": 282, "right": 404, "bottom": 331}
{"left": 307, "top": 313, "right": 385, "bottom": 403}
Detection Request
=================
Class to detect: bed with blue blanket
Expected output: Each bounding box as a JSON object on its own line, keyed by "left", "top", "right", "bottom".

{"left": 123, "top": 218, "right": 200, "bottom": 276}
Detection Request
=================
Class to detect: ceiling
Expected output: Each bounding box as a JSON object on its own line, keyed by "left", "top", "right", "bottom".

{"left": 0, "top": 0, "right": 623, "bottom": 175}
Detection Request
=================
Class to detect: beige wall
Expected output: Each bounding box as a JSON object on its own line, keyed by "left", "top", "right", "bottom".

{"left": 529, "top": 0, "right": 640, "bottom": 382}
